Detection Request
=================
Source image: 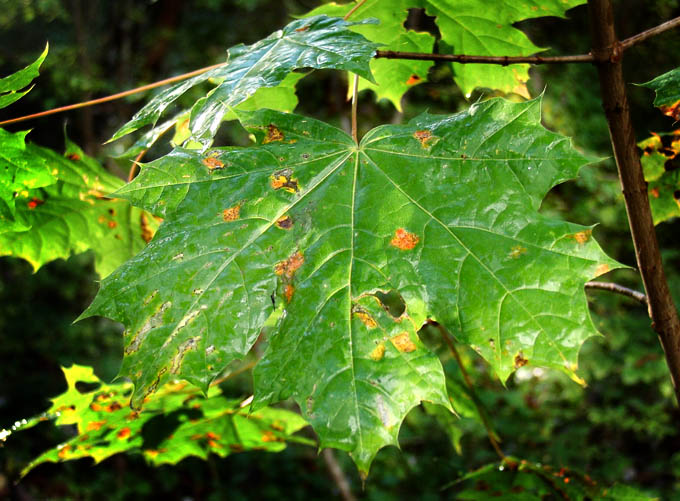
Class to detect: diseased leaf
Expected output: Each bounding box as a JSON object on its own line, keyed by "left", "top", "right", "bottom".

{"left": 639, "top": 131, "right": 680, "bottom": 224}
{"left": 2, "top": 365, "right": 310, "bottom": 477}
{"left": 83, "top": 97, "right": 618, "bottom": 473}
{"left": 304, "top": 0, "right": 435, "bottom": 111}
{"left": 110, "top": 15, "right": 379, "bottom": 145}
{"left": 0, "top": 137, "right": 157, "bottom": 277}
{"left": 641, "top": 67, "right": 680, "bottom": 121}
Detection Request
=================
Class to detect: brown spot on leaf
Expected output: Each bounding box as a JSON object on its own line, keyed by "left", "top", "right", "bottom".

{"left": 413, "top": 129, "right": 436, "bottom": 148}
{"left": 276, "top": 215, "right": 293, "bottom": 229}
{"left": 222, "top": 205, "right": 241, "bottom": 221}
{"left": 514, "top": 352, "right": 528, "bottom": 368}
{"left": 390, "top": 332, "right": 417, "bottom": 353}
{"left": 369, "top": 343, "right": 386, "bottom": 361}
{"left": 108, "top": 221, "right": 117, "bottom": 229}
{"left": 57, "top": 445, "right": 73, "bottom": 459}
{"left": 660, "top": 100, "right": 680, "bottom": 121}
{"left": 261, "top": 430, "right": 281, "bottom": 442}
{"left": 390, "top": 228, "right": 419, "bottom": 250}
{"left": 568, "top": 229, "right": 592, "bottom": 244}
{"left": 352, "top": 306, "right": 377, "bottom": 328}
{"left": 295, "top": 24, "right": 310, "bottom": 32}
{"left": 202, "top": 156, "right": 225, "bottom": 171}
{"left": 270, "top": 169, "right": 299, "bottom": 193}
{"left": 651, "top": 186, "right": 660, "bottom": 198}
{"left": 87, "top": 420, "right": 107, "bottom": 431}
{"left": 406, "top": 74, "right": 422, "bottom": 85}
{"left": 66, "top": 153, "right": 81, "bottom": 161}
{"left": 274, "top": 251, "right": 304, "bottom": 278}
{"left": 117, "top": 427, "right": 131, "bottom": 439}
{"left": 263, "top": 124, "right": 284, "bottom": 144}
{"left": 140, "top": 213, "right": 154, "bottom": 243}
{"left": 284, "top": 284, "right": 295, "bottom": 302}
{"left": 509, "top": 245, "right": 527, "bottom": 259}
{"left": 27, "top": 197, "right": 44, "bottom": 210}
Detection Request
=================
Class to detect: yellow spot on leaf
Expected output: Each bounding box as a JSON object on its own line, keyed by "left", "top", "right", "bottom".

{"left": 87, "top": 420, "right": 107, "bottom": 431}
{"left": 595, "top": 263, "right": 610, "bottom": 277}
{"left": 369, "top": 343, "right": 386, "bottom": 361}
{"left": 569, "top": 229, "right": 592, "bottom": 244}
{"left": 270, "top": 169, "right": 299, "bottom": 193}
{"left": 391, "top": 332, "right": 417, "bottom": 353}
{"left": 202, "top": 156, "right": 224, "bottom": 171}
{"left": 222, "top": 205, "right": 240, "bottom": 221}
{"left": 140, "top": 213, "right": 154, "bottom": 243}
{"left": 661, "top": 100, "right": 680, "bottom": 121}
{"left": 263, "top": 124, "right": 284, "bottom": 144}
{"left": 353, "top": 307, "right": 377, "bottom": 328}
{"left": 413, "top": 129, "right": 436, "bottom": 148}
{"left": 509, "top": 245, "right": 527, "bottom": 259}
{"left": 276, "top": 215, "right": 293, "bottom": 229}
{"left": 261, "top": 430, "right": 280, "bottom": 442}
{"left": 390, "top": 228, "right": 419, "bottom": 250}
{"left": 117, "top": 427, "right": 131, "bottom": 439}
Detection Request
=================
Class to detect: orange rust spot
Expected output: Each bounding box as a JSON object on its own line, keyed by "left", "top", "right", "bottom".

{"left": 390, "top": 332, "right": 417, "bottom": 353}
{"left": 127, "top": 411, "right": 139, "bottom": 421}
{"left": 651, "top": 186, "right": 660, "bottom": 198}
{"left": 90, "top": 402, "right": 102, "bottom": 412}
{"left": 274, "top": 250, "right": 304, "bottom": 278}
{"left": 369, "top": 343, "right": 386, "bottom": 361}
{"left": 261, "top": 430, "right": 280, "bottom": 442}
{"left": 514, "top": 352, "right": 528, "bottom": 368}
{"left": 263, "top": 124, "right": 284, "bottom": 144}
{"left": 406, "top": 74, "right": 422, "bottom": 85}
{"left": 58, "top": 445, "right": 73, "bottom": 459}
{"left": 509, "top": 245, "right": 527, "bottom": 259}
{"left": 276, "top": 215, "right": 293, "bottom": 229}
{"left": 660, "top": 100, "right": 680, "bottom": 121}
{"left": 390, "top": 228, "right": 419, "bottom": 250}
{"left": 206, "top": 432, "right": 220, "bottom": 441}
{"left": 207, "top": 439, "right": 220, "bottom": 448}
{"left": 140, "top": 213, "right": 154, "bottom": 243}
{"left": 295, "top": 24, "right": 311, "bottom": 32}
{"left": 87, "top": 420, "right": 107, "bottom": 431}
{"left": 105, "top": 402, "right": 123, "bottom": 412}
{"left": 270, "top": 169, "right": 299, "bottom": 193}
{"left": 108, "top": 220, "right": 117, "bottom": 229}
{"left": 353, "top": 307, "right": 377, "bottom": 328}
{"left": 27, "top": 197, "right": 44, "bottom": 210}
{"left": 66, "top": 153, "right": 81, "bottom": 161}
{"left": 270, "top": 421, "right": 284, "bottom": 431}
{"left": 568, "top": 229, "right": 592, "bottom": 245}
{"left": 595, "top": 263, "right": 610, "bottom": 276}
{"left": 413, "top": 129, "right": 435, "bottom": 148}
{"left": 117, "top": 427, "right": 131, "bottom": 439}
{"left": 284, "top": 284, "right": 295, "bottom": 302}
{"left": 202, "top": 156, "right": 225, "bottom": 171}
{"left": 222, "top": 205, "right": 241, "bottom": 221}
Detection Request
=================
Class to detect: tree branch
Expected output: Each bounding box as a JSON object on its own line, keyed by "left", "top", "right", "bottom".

{"left": 322, "top": 449, "right": 356, "bottom": 501}
{"left": 589, "top": 0, "right": 680, "bottom": 406}
{"left": 585, "top": 281, "right": 648, "bottom": 306}
{"left": 374, "top": 51, "right": 595, "bottom": 65}
{"left": 620, "top": 15, "right": 680, "bottom": 50}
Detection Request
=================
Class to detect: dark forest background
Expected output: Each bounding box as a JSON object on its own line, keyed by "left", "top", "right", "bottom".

{"left": 1, "top": 0, "right": 680, "bottom": 498}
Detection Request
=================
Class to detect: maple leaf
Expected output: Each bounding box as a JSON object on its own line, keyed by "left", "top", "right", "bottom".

{"left": 82, "top": 97, "right": 618, "bottom": 472}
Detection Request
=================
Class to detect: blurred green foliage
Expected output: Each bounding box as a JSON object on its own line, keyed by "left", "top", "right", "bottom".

{"left": 1, "top": 0, "right": 680, "bottom": 499}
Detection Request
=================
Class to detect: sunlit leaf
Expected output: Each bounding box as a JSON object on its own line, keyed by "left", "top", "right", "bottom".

{"left": 110, "top": 15, "right": 379, "bottom": 145}
{"left": 0, "top": 43, "right": 47, "bottom": 109}
{"left": 3, "top": 365, "right": 310, "bottom": 477}
{"left": 641, "top": 66, "right": 680, "bottom": 121}
{"left": 639, "top": 131, "right": 680, "bottom": 224}
{"left": 82, "top": 97, "right": 618, "bottom": 473}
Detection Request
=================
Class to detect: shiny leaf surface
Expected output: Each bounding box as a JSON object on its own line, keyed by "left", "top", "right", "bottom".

{"left": 0, "top": 137, "right": 156, "bottom": 276}
{"left": 4, "top": 365, "right": 310, "bottom": 477}
{"left": 641, "top": 67, "right": 680, "bottom": 121}
{"left": 110, "top": 15, "right": 379, "bottom": 144}
{"left": 84, "top": 97, "right": 617, "bottom": 473}
{"left": 0, "top": 43, "right": 47, "bottom": 109}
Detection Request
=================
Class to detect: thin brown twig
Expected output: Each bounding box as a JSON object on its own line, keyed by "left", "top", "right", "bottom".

{"left": 343, "top": 0, "right": 367, "bottom": 21}
{"left": 128, "top": 149, "right": 147, "bottom": 182}
{"left": 0, "top": 62, "right": 226, "bottom": 127}
{"left": 375, "top": 50, "right": 595, "bottom": 65}
{"left": 322, "top": 449, "right": 356, "bottom": 501}
{"left": 209, "top": 360, "right": 256, "bottom": 387}
{"left": 429, "top": 320, "right": 505, "bottom": 460}
{"left": 585, "top": 281, "right": 648, "bottom": 305}
{"left": 620, "top": 15, "right": 680, "bottom": 50}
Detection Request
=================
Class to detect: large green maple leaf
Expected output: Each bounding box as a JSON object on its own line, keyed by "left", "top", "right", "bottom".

{"left": 83, "top": 97, "right": 618, "bottom": 473}
{"left": 4, "top": 365, "right": 310, "bottom": 477}
{"left": 110, "top": 15, "right": 379, "bottom": 145}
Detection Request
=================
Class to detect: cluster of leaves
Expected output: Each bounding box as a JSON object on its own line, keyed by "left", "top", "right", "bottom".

{"left": 0, "top": 47, "right": 155, "bottom": 276}
{"left": 2, "top": 365, "right": 310, "bottom": 476}
{"left": 639, "top": 68, "right": 680, "bottom": 225}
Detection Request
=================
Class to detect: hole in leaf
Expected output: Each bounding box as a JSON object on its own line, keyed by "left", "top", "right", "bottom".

{"left": 75, "top": 381, "right": 102, "bottom": 394}
{"left": 374, "top": 290, "right": 406, "bottom": 318}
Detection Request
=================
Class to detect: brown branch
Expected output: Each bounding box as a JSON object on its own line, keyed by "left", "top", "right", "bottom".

{"left": 620, "top": 15, "right": 680, "bottom": 50}
{"left": 589, "top": 0, "right": 680, "bottom": 406}
{"left": 343, "top": 0, "right": 367, "bottom": 21}
{"left": 585, "top": 281, "right": 648, "bottom": 306}
{"left": 322, "top": 449, "right": 356, "bottom": 501}
{"left": 429, "top": 320, "right": 505, "bottom": 460}
{"left": 209, "top": 360, "right": 256, "bottom": 387}
{"left": 0, "top": 62, "right": 226, "bottom": 127}
{"left": 375, "top": 50, "right": 595, "bottom": 65}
